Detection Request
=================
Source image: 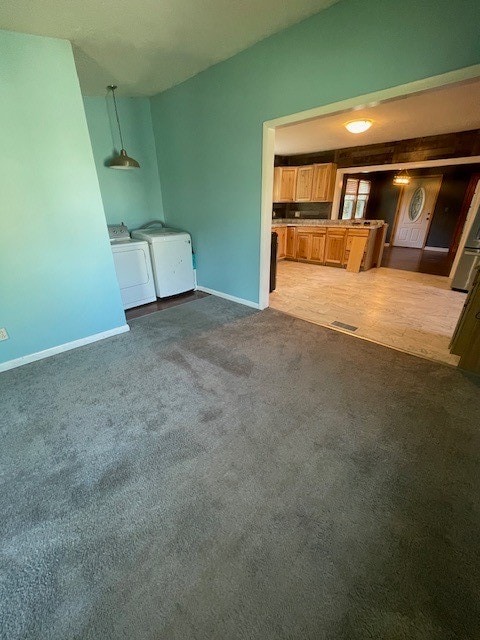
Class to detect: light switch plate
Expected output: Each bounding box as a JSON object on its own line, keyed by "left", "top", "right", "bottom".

{"left": 0, "top": 328, "right": 9, "bottom": 341}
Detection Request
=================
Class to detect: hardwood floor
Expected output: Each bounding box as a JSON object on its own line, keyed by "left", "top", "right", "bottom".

{"left": 125, "top": 290, "right": 209, "bottom": 320}
{"left": 381, "top": 246, "right": 455, "bottom": 277}
{"left": 269, "top": 261, "right": 467, "bottom": 366}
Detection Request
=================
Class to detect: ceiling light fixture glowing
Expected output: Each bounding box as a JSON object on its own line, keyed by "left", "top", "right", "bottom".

{"left": 345, "top": 119, "right": 373, "bottom": 134}
{"left": 393, "top": 171, "right": 411, "bottom": 186}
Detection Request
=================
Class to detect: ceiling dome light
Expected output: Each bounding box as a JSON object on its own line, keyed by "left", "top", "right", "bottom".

{"left": 345, "top": 119, "right": 373, "bottom": 134}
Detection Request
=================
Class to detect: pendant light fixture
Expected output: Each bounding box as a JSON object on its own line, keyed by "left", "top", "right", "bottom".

{"left": 107, "top": 85, "right": 140, "bottom": 170}
{"left": 393, "top": 169, "right": 411, "bottom": 186}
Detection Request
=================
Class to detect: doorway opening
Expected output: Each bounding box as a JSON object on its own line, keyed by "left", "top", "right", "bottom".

{"left": 334, "top": 165, "right": 480, "bottom": 278}
{"left": 260, "top": 67, "right": 480, "bottom": 366}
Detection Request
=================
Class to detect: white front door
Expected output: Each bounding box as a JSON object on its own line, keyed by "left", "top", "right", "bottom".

{"left": 392, "top": 176, "right": 442, "bottom": 248}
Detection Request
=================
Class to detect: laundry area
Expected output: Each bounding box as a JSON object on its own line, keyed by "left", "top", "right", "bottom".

{"left": 81, "top": 88, "right": 200, "bottom": 320}
{"left": 108, "top": 222, "right": 196, "bottom": 314}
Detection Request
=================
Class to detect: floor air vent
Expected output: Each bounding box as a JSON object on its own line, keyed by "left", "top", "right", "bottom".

{"left": 331, "top": 321, "right": 358, "bottom": 332}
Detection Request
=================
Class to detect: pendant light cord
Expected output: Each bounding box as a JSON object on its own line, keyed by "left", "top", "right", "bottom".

{"left": 109, "top": 86, "right": 124, "bottom": 150}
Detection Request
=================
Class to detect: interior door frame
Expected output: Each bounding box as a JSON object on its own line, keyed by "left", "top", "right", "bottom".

{"left": 449, "top": 178, "right": 480, "bottom": 279}
{"left": 449, "top": 173, "right": 480, "bottom": 257}
{"left": 390, "top": 175, "right": 443, "bottom": 249}
{"left": 259, "top": 64, "right": 480, "bottom": 309}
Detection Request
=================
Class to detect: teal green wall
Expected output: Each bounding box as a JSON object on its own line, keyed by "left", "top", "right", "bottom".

{"left": 150, "top": 0, "right": 480, "bottom": 304}
{"left": 83, "top": 96, "right": 164, "bottom": 230}
{"left": 0, "top": 30, "right": 126, "bottom": 365}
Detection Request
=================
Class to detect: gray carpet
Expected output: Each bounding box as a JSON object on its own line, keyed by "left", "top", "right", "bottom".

{"left": 1, "top": 296, "right": 480, "bottom": 640}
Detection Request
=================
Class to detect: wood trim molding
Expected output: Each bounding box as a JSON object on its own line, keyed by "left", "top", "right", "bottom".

{"left": 449, "top": 173, "right": 480, "bottom": 256}
{"left": 449, "top": 178, "right": 480, "bottom": 279}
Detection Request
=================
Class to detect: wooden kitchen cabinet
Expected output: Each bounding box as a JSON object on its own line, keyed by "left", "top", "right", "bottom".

{"left": 272, "top": 226, "right": 287, "bottom": 259}
{"left": 325, "top": 228, "right": 347, "bottom": 265}
{"left": 273, "top": 167, "right": 297, "bottom": 202}
{"left": 277, "top": 227, "right": 287, "bottom": 258}
{"left": 309, "top": 231, "right": 326, "bottom": 263}
{"left": 295, "top": 166, "right": 314, "bottom": 202}
{"left": 273, "top": 163, "right": 337, "bottom": 203}
{"left": 272, "top": 223, "right": 383, "bottom": 270}
{"left": 293, "top": 228, "right": 326, "bottom": 263}
{"left": 295, "top": 231, "right": 313, "bottom": 261}
{"left": 342, "top": 229, "right": 369, "bottom": 267}
{"left": 286, "top": 227, "right": 296, "bottom": 258}
{"left": 311, "top": 163, "right": 337, "bottom": 202}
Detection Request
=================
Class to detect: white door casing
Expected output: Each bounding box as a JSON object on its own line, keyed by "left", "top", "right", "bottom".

{"left": 392, "top": 176, "right": 443, "bottom": 248}
{"left": 260, "top": 64, "right": 480, "bottom": 308}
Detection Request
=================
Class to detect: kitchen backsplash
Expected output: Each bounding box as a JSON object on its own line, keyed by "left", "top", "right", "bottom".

{"left": 272, "top": 202, "right": 332, "bottom": 219}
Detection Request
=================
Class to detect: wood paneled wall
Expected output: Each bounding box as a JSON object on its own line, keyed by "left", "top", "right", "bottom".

{"left": 276, "top": 129, "right": 480, "bottom": 168}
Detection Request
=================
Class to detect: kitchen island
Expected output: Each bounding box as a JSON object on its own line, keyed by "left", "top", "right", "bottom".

{"left": 271, "top": 219, "right": 387, "bottom": 272}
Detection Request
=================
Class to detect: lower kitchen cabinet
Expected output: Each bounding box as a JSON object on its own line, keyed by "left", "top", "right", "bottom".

{"left": 272, "top": 226, "right": 287, "bottom": 259}
{"left": 342, "top": 229, "right": 370, "bottom": 268}
{"left": 310, "top": 232, "right": 326, "bottom": 263}
{"left": 325, "top": 229, "right": 347, "bottom": 265}
{"left": 272, "top": 223, "right": 385, "bottom": 272}
{"left": 295, "top": 231, "right": 312, "bottom": 261}
{"left": 286, "top": 227, "right": 296, "bottom": 258}
{"left": 293, "top": 229, "right": 326, "bottom": 263}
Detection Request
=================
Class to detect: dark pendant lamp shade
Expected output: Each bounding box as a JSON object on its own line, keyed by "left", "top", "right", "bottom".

{"left": 107, "top": 85, "right": 140, "bottom": 170}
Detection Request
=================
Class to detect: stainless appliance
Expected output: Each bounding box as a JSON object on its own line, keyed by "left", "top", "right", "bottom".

{"left": 452, "top": 207, "right": 480, "bottom": 292}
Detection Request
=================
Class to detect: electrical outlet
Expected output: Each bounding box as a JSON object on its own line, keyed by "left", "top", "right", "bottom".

{"left": 0, "top": 328, "right": 9, "bottom": 341}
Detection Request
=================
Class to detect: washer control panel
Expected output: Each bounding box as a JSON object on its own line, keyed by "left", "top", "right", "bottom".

{"left": 108, "top": 223, "right": 130, "bottom": 242}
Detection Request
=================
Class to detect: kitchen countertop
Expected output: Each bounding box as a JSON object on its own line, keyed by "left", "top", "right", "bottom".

{"left": 271, "top": 218, "right": 385, "bottom": 229}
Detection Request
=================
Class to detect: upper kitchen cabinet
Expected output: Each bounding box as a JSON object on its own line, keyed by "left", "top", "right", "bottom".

{"left": 273, "top": 163, "right": 337, "bottom": 203}
{"left": 295, "top": 166, "right": 314, "bottom": 202}
{"left": 311, "top": 163, "right": 337, "bottom": 202}
{"left": 273, "top": 167, "right": 297, "bottom": 202}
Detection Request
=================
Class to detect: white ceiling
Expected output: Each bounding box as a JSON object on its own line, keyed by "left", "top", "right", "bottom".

{"left": 275, "top": 79, "right": 480, "bottom": 155}
{"left": 0, "top": 0, "right": 338, "bottom": 96}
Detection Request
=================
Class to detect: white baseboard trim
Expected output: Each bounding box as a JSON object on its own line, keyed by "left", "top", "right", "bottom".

{"left": 196, "top": 286, "right": 261, "bottom": 309}
{"left": 424, "top": 246, "right": 449, "bottom": 252}
{"left": 0, "top": 324, "right": 130, "bottom": 374}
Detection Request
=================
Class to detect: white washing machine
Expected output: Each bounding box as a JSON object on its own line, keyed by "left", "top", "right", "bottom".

{"left": 108, "top": 224, "right": 156, "bottom": 310}
{"left": 131, "top": 227, "right": 195, "bottom": 298}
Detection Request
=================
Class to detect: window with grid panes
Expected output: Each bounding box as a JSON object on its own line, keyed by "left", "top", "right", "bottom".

{"left": 341, "top": 178, "right": 371, "bottom": 220}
